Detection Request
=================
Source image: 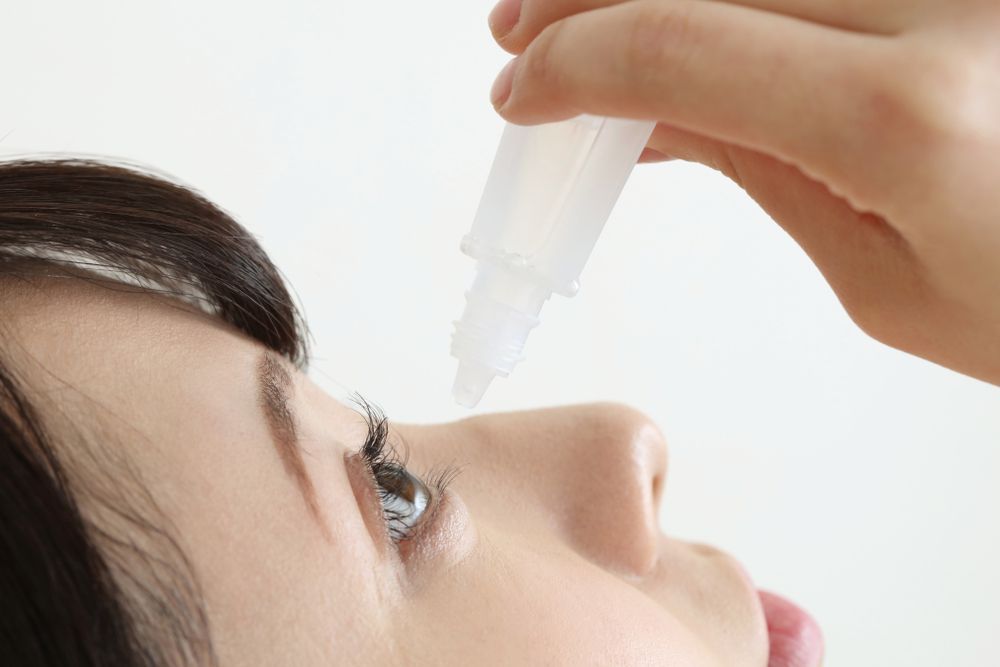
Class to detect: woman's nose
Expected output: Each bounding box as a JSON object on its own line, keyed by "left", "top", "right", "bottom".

{"left": 463, "top": 403, "right": 669, "bottom": 576}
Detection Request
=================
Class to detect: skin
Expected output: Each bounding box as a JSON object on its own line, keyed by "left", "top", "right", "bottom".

{"left": 3, "top": 274, "right": 773, "bottom": 665}
{"left": 488, "top": 0, "right": 1000, "bottom": 386}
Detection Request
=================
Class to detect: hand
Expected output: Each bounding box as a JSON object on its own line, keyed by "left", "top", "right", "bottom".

{"left": 487, "top": 0, "right": 1000, "bottom": 386}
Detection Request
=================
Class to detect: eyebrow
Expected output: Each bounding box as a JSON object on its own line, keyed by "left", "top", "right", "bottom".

{"left": 256, "top": 350, "right": 324, "bottom": 525}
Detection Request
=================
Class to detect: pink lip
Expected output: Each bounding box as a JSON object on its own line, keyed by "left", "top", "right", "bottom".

{"left": 758, "top": 590, "right": 824, "bottom": 667}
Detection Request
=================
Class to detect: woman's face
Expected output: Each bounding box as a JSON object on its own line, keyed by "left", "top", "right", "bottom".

{"left": 8, "top": 275, "right": 771, "bottom": 665}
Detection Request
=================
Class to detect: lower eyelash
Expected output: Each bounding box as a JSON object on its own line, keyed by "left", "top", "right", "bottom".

{"left": 422, "top": 464, "right": 462, "bottom": 495}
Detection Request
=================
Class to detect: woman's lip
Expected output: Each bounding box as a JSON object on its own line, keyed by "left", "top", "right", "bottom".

{"left": 758, "top": 590, "right": 824, "bottom": 667}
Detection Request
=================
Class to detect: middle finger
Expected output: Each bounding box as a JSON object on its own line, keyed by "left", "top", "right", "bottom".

{"left": 491, "top": 0, "right": 924, "bottom": 54}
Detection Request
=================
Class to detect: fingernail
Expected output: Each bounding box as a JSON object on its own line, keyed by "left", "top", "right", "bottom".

{"left": 488, "top": 0, "right": 522, "bottom": 40}
{"left": 491, "top": 58, "right": 518, "bottom": 109}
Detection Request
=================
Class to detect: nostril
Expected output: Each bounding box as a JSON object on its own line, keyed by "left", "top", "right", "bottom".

{"left": 634, "top": 421, "right": 668, "bottom": 514}
{"left": 650, "top": 471, "right": 665, "bottom": 514}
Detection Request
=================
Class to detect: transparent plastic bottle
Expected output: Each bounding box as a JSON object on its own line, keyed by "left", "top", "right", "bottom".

{"left": 451, "top": 115, "right": 656, "bottom": 407}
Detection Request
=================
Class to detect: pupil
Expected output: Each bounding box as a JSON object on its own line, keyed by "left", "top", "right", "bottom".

{"left": 377, "top": 464, "right": 416, "bottom": 503}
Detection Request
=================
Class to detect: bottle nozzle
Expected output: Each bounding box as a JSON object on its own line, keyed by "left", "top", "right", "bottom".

{"left": 450, "top": 261, "right": 547, "bottom": 409}
{"left": 451, "top": 361, "right": 496, "bottom": 409}
{"left": 450, "top": 116, "right": 656, "bottom": 408}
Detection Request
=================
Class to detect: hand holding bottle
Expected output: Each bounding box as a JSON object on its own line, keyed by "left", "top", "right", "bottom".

{"left": 488, "top": 0, "right": 1000, "bottom": 385}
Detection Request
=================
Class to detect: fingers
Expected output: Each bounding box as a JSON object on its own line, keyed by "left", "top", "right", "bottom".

{"left": 492, "top": 0, "right": 899, "bottom": 196}
{"left": 656, "top": 123, "right": 1000, "bottom": 384}
{"left": 646, "top": 123, "right": 924, "bottom": 341}
{"left": 490, "top": 0, "right": 916, "bottom": 56}
{"left": 710, "top": 0, "right": 922, "bottom": 34}
{"left": 491, "top": 0, "right": 624, "bottom": 53}
{"left": 654, "top": 124, "right": 1000, "bottom": 386}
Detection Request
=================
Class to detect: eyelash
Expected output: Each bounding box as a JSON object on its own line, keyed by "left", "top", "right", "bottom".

{"left": 354, "top": 397, "right": 460, "bottom": 543}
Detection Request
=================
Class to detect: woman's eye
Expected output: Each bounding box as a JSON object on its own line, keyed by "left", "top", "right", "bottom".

{"left": 373, "top": 463, "right": 430, "bottom": 543}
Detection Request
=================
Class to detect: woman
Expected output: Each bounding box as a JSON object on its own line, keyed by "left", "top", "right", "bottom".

{"left": 6, "top": 0, "right": 997, "bottom": 663}
{"left": 0, "top": 160, "right": 819, "bottom": 665}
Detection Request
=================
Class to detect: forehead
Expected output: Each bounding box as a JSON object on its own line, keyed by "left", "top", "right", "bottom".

{"left": 2, "top": 271, "right": 238, "bottom": 377}
{"left": 0, "top": 270, "right": 266, "bottom": 486}
{"left": 2, "top": 273, "right": 260, "bottom": 451}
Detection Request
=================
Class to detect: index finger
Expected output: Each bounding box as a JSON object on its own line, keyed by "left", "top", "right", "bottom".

{"left": 493, "top": 0, "right": 904, "bottom": 205}
{"left": 491, "top": 0, "right": 914, "bottom": 55}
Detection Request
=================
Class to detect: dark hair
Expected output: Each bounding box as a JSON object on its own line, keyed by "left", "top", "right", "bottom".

{"left": 0, "top": 159, "right": 309, "bottom": 665}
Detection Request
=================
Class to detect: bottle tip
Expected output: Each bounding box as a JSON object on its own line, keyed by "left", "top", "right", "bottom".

{"left": 452, "top": 361, "right": 495, "bottom": 409}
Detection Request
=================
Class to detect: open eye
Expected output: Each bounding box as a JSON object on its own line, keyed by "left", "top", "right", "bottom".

{"left": 373, "top": 462, "right": 430, "bottom": 542}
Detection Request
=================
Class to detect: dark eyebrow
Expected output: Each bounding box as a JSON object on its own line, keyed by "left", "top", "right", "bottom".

{"left": 256, "top": 350, "right": 324, "bottom": 525}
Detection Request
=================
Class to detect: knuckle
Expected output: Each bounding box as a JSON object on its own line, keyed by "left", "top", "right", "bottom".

{"left": 523, "top": 19, "right": 568, "bottom": 91}
{"left": 856, "top": 43, "right": 978, "bottom": 150}
{"left": 838, "top": 290, "right": 904, "bottom": 348}
{"left": 830, "top": 239, "right": 929, "bottom": 348}
{"left": 843, "top": 300, "right": 920, "bottom": 355}
{"left": 839, "top": 292, "right": 892, "bottom": 342}
{"left": 624, "top": 1, "right": 700, "bottom": 84}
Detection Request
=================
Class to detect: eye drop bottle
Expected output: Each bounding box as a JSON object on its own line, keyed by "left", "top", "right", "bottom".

{"left": 451, "top": 115, "right": 656, "bottom": 408}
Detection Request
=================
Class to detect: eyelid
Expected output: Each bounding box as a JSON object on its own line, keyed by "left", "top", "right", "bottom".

{"left": 344, "top": 451, "right": 396, "bottom": 557}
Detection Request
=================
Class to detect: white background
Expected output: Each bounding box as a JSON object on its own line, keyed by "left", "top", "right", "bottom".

{"left": 3, "top": 2, "right": 998, "bottom": 664}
